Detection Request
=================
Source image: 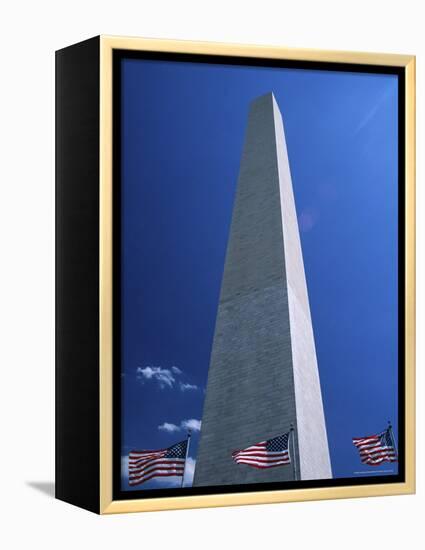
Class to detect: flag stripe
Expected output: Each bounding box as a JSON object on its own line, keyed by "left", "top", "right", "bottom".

{"left": 129, "top": 455, "right": 166, "bottom": 466}
{"left": 129, "top": 470, "right": 185, "bottom": 486}
{"left": 363, "top": 458, "right": 397, "bottom": 466}
{"left": 234, "top": 456, "right": 290, "bottom": 465}
{"left": 234, "top": 459, "right": 290, "bottom": 469}
{"left": 360, "top": 449, "right": 395, "bottom": 458}
{"left": 234, "top": 453, "right": 289, "bottom": 464}
{"left": 129, "top": 448, "right": 167, "bottom": 455}
{"left": 129, "top": 464, "right": 185, "bottom": 480}
{"left": 352, "top": 436, "right": 379, "bottom": 444}
{"left": 129, "top": 453, "right": 166, "bottom": 466}
{"left": 129, "top": 458, "right": 185, "bottom": 475}
{"left": 232, "top": 449, "right": 288, "bottom": 459}
{"left": 128, "top": 467, "right": 185, "bottom": 483}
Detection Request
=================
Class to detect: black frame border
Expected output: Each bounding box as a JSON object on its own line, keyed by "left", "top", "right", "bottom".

{"left": 112, "top": 49, "right": 406, "bottom": 502}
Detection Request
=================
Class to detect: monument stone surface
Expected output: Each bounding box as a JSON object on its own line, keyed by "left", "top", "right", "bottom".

{"left": 193, "top": 93, "right": 332, "bottom": 486}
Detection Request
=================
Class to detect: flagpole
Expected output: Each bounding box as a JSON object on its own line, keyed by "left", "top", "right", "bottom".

{"left": 290, "top": 424, "right": 298, "bottom": 481}
{"left": 387, "top": 420, "right": 398, "bottom": 459}
{"left": 181, "top": 430, "right": 191, "bottom": 488}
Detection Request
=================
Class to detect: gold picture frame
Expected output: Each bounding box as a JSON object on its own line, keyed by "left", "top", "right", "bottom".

{"left": 56, "top": 35, "right": 415, "bottom": 514}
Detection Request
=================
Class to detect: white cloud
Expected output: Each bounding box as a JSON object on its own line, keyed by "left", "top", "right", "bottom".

{"left": 121, "top": 455, "right": 129, "bottom": 481}
{"left": 158, "top": 422, "right": 181, "bottom": 433}
{"left": 157, "top": 418, "right": 202, "bottom": 433}
{"left": 152, "top": 476, "right": 181, "bottom": 487}
{"left": 182, "top": 457, "right": 196, "bottom": 487}
{"left": 182, "top": 419, "right": 202, "bottom": 432}
{"left": 136, "top": 365, "right": 196, "bottom": 390}
{"left": 179, "top": 382, "right": 198, "bottom": 392}
{"left": 137, "top": 366, "right": 175, "bottom": 389}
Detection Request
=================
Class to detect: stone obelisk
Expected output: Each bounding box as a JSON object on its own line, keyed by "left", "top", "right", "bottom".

{"left": 193, "top": 93, "right": 332, "bottom": 486}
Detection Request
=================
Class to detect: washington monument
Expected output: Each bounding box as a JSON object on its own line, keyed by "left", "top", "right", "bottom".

{"left": 193, "top": 93, "right": 332, "bottom": 486}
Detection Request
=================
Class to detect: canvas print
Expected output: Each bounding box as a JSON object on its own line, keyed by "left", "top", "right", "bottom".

{"left": 116, "top": 54, "right": 400, "bottom": 495}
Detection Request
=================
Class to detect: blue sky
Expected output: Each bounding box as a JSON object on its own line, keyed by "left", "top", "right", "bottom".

{"left": 120, "top": 57, "right": 399, "bottom": 490}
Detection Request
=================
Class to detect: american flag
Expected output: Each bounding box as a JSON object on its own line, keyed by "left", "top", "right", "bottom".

{"left": 352, "top": 428, "right": 398, "bottom": 466}
{"left": 128, "top": 439, "right": 188, "bottom": 486}
{"left": 232, "top": 433, "right": 291, "bottom": 469}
